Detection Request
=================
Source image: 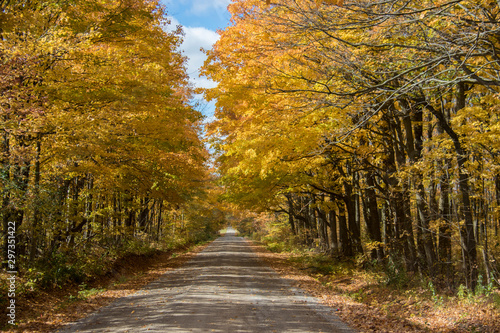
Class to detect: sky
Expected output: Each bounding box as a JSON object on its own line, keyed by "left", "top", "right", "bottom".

{"left": 161, "top": 0, "right": 232, "bottom": 119}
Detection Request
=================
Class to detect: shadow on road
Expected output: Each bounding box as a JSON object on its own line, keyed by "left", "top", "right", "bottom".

{"left": 55, "top": 228, "right": 354, "bottom": 332}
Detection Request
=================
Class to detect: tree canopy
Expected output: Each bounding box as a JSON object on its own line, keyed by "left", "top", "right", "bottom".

{"left": 203, "top": 0, "right": 500, "bottom": 290}
{"left": 0, "top": 0, "right": 222, "bottom": 283}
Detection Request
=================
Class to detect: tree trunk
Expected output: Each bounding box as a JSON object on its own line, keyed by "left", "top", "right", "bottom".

{"left": 29, "top": 137, "right": 42, "bottom": 264}
{"left": 407, "top": 106, "right": 437, "bottom": 272}
{"left": 427, "top": 83, "right": 478, "bottom": 290}
{"left": 363, "top": 172, "right": 384, "bottom": 260}
{"left": 286, "top": 194, "right": 297, "bottom": 235}
{"left": 328, "top": 200, "right": 338, "bottom": 256}
{"left": 385, "top": 110, "right": 418, "bottom": 271}
{"left": 316, "top": 203, "right": 329, "bottom": 252}
{"left": 343, "top": 173, "right": 363, "bottom": 254}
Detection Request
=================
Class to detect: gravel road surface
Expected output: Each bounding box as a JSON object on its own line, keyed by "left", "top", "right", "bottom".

{"left": 55, "top": 228, "right": 355, "bottom": 332}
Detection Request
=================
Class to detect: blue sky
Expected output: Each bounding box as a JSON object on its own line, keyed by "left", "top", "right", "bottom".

{"left": 161, "top": 0, "right": 232, "bottom": 119}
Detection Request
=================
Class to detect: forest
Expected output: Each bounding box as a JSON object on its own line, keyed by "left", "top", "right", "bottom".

{"left": 1, "top": 0, "right": 500, "bottom": 326}
{"left": 202, "top": 0, "right": 500, "bottom": 292}
{"left": 0, "top": 0, "right": 224, "bottom": 292}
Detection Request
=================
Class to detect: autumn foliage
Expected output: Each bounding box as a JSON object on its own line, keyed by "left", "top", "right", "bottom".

{"left": 0, "top": 0, "right": 221, "bottom": 290}
{"left": 203, "top": 0, "right": 500, "bottom": 291}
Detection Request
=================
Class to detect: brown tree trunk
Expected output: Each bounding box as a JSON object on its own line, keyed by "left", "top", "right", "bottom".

{"left": 316, "top": 202, "right": 329, "bottom": 252}
{"left": 405, "top": 105, "right": 437, "bottom": 272}
{"left": 427, "top": 83, "right": 478, "bottom": 290}
{"left": 328, "top": 200, "right": 339, "bottom": 256}
{"left": 338, "top": 202, "right": 352, "bottom": 257}
{"left": 342, "top": 165, "right": 363, "bottom": 255}
{"left": 388, "top": 113, "right": 418, "bottom": 271}
{"left": 29, "top": 137, "right": 42, "bottom": 264}
{"left": 363, "top": 172, "right": 384, "bottom": 260}
{"left": 286, "top": 194, "right": 297, "bottom": 235}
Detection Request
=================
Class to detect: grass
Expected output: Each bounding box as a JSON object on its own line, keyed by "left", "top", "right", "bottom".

{"left": 57, "top": 284, "right": 107, "bottom": 310}
{"left": 113, "top": 275, "right": 130, "bottom": 287}
{"left": 73, "top": 283, "right": 106, "bottom": 300}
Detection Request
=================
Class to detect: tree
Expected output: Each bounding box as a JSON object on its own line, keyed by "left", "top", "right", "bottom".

{"left": 203, "top": 0, "right": 500, "bottom": 289}
{"left": 1, "top": 0, "right": 213, "bottom": 271}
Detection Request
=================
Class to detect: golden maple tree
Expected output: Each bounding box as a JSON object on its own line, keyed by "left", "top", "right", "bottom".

{"left": 0, "top": 0, "right": 218, "bottom": 276}
{"left": 203, "top": 0, "right": 500, "bottom": 290}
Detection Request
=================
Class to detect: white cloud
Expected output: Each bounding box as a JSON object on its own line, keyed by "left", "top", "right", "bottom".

{"left": 182, "top": 26, "right": 219, "bottom": 80}
{"left": 163, "top": 11, "right": 222, "bottom": 117}
{"left": 191, "top": 76, "right": 218, "bottom": 89}
{"left": 166, "top": 15, "right": 180, "bottom": 28}
{"left": 165, "top": 18, "right": 219, "bottom": 89}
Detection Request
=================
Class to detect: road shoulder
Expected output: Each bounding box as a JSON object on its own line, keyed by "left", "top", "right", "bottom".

{"left": 247, "top": 239, "right": 422, "bottom": 333}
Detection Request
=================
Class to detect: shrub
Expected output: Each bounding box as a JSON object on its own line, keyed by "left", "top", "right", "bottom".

{"left": 384, "top": 256, "right": 409, "bottom": 288}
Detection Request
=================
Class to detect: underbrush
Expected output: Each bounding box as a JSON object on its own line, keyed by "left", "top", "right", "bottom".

{"left": 0, "top": 230, "right": 219, "bottom": 332}
{"left": 0, "top": 231, "right": 218, "bottom": 303}
{"left": 257, "top": 236, "right": 500, "bottom": 332}
{"left": 250, "top": 225, "right": 301, "bottom": 254}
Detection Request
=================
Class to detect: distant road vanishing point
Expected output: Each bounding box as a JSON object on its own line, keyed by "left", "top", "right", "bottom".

{"left": 56, "top": 227, "right": 355, "bottom": 333}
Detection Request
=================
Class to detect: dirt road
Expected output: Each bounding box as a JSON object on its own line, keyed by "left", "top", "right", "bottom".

{"left": 55, "top": 228, "right": 355, "bottom": 332}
